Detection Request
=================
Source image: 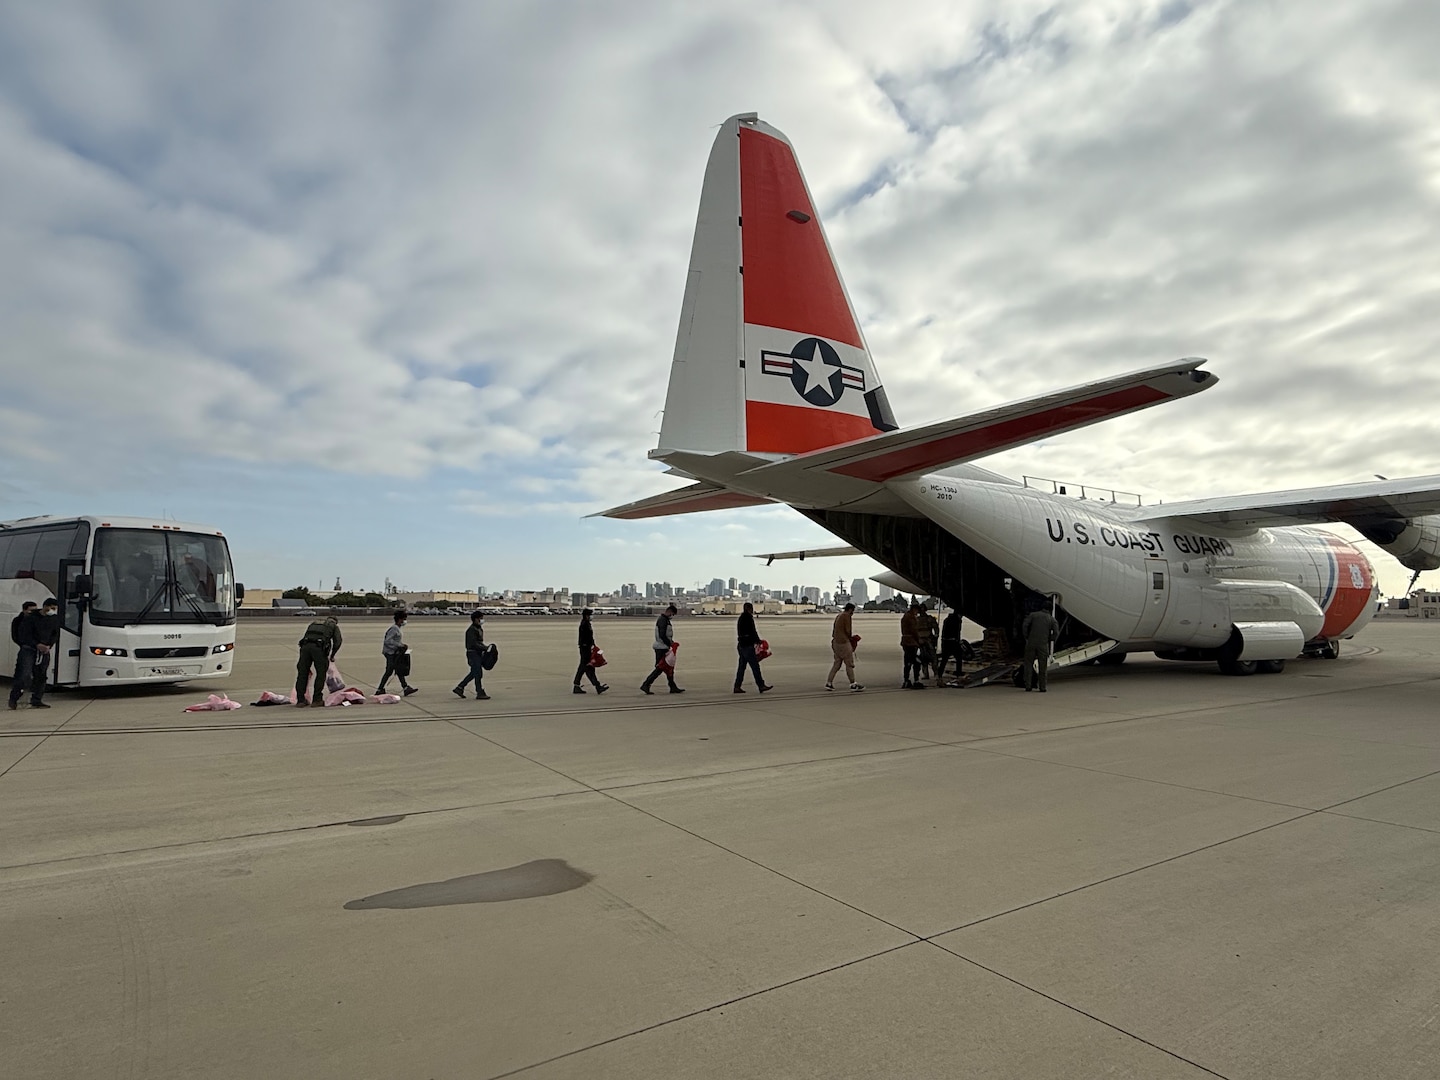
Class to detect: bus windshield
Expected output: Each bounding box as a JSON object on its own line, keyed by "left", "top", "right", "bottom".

{"left": 90, "top": 529, "right": 236, "bottom": 626}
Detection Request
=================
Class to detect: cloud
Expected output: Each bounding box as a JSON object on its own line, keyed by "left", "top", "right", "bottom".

{"left": 0, "top": 0, "right": 1437, "bottom": 599}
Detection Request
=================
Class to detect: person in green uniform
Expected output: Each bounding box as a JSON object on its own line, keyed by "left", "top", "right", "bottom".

{"left": 1020, "top": 606, "right": 1058, "bottom": 693}
{"left": 295, "top": 616, "right": 342, "bottom": 707}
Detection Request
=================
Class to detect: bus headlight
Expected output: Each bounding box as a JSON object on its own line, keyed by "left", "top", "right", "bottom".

{"left": 91, "top": 647, "right": 129, "bottom": 657}
{"left": 212, "top": 643, "right": 235, "bottom": 654}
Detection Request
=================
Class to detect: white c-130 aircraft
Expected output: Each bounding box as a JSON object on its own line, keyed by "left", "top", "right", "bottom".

{"left": 602, "top": 112, "right": 1440, "bottom": 676}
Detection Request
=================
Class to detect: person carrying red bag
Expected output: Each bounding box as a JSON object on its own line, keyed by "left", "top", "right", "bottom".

{"left": 573, "top": 608, "right": 609, "bottom": 695}
{"left": 733, "top": 601, "right": 773, "bottom": 694}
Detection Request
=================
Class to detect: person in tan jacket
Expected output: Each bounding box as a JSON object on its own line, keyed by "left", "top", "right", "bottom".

{"left": 826, "top": 603, "right": 864, "bottom": 691}
{"left": 900, "top": 601, "right": 925, "bottom": 689}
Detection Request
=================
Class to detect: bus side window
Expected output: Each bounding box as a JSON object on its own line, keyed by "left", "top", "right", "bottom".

{"left": 2, "top": 533, "right": 38, "bottom": 580}
{"left": 32, "top": 528, "right": 76, "bottom": 594}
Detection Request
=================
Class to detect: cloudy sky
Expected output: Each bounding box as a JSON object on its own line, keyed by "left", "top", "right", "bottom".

{"left": 1, "top": 0, "right": 1436, "bottom": 598}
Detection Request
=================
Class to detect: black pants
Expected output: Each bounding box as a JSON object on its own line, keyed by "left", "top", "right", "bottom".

{"left": 1023, "top": 646, "right": 1049, "bottom": 691}
{"left": 295, "top": 643, "right": 330, "bottom": 703}
{"left": 935, "top": 645, "right": 961, "bottom": 680}
{"left": 377, "top": 653, "right": 411, "bottom": 692}
{"left": 574, "top": 646, "right": 601, "bottom": 687}
{"left": 641, "top": 647, "right": 677, "bottom": 690}
{"left": 9, "top": 646, "right": 43, "bottom": 705}
{"left": 457, "top": 650, "right": 485, "bottom": 692}
{"left": 903, "top": 645, "right": 921, "bottom": 684}
{"left": 734, "top": 644, "right": 763, "bottom": 689}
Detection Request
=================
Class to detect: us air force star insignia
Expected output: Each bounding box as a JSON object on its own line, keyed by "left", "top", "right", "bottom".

{"left": 758, "top": 337, "right": 866, "bottom": 408}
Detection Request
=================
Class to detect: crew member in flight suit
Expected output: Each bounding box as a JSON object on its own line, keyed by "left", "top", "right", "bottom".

{"left": 1021, "top": 606, "right": 1059, "bottom": 692}
{"left": 900, "top": 601, "right": 925, "bottom": 689}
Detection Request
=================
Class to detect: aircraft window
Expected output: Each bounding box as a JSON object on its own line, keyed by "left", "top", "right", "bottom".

{"left": 1152, "top": 572, "right": 1165, "bottom": 590}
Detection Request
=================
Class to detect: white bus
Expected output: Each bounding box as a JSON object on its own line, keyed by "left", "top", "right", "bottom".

{"left": 0, "top": 515, "right": 243, "bottom": 689}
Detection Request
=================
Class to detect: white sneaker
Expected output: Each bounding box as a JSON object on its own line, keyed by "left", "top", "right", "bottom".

{"left": 850, "top": 683, "right": 865, "bottom": 692}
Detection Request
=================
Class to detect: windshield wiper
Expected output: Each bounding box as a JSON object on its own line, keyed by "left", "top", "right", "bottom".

{"left": 173, "top": 580, "right": 219, "bottom": 624}
{"left": 132, "top": 580, "right": 171, "bottom": 624}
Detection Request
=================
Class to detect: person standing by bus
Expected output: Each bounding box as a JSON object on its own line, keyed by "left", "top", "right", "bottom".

{"left": 453, "top": 611, "right": 490, "bottom": 700}
{"left": 8, "top": 598, "right": 57, "bottom": 710}
{"left": 295, "top": 616, "right": 342, "bottom": 707}
{"left": 573, "top": 609, "right": 608, "bottom": 695}
{"left": 376, "top": 610, "right": 418, "bottom": 697}
{"left": 8, "top": 600, "right": 36, "bottom": 704}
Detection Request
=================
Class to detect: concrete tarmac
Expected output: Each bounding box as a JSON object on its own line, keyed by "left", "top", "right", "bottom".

{"left": 3, "top": 612, "right": 1440, "bottom": 1078}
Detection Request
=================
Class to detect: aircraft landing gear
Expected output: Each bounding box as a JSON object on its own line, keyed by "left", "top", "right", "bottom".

{"left": 1217, "top": 658, "right": 1286, "bottom": 675}
{"left": 1217, "top": 659, "right": 1258, "bottom": 676}
{"left": 1318, "top": 640, "right": 1340, "bottom": 660}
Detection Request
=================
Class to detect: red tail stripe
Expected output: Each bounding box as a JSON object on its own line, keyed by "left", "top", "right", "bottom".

{"left": 746, "top": 401, "right": 880, "bottom": 455}
{"left": 739, "top": 127, "right": 862, "bottom": 349}
{"left": 832, "top": 386, "right": 1171, "bottom": 481}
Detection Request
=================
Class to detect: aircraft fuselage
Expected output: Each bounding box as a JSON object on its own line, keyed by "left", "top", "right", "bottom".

{"left": 898, "top": 476, "right": 1377, "bottom": 654}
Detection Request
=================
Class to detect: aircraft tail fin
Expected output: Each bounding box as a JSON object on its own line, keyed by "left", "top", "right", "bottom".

{"left": 657, "top": 113, "right": 898, "bottom": 461}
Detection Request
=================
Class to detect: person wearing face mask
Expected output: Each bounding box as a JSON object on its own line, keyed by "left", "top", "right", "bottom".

{"left": 453, "top": 610, "right": 491, "bottom": 701}
{"left": 376, "top": 609, "right": 418, "bottom": 697}
{"left": 9, "top": 597, "right": 59, "bottom": 710}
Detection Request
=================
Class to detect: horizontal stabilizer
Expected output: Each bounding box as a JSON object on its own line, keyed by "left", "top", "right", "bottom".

{"left": 749, "top": 545, "right": 860, "bottom": 565}
{"left": 741, "top": 358, "right": 1215, "bottom": 488}
{"left": 596, "top": 482, "right": 774, "bottom": 520}
{"left": 1153, "top": 474, "right": 1440, "bottom": 529}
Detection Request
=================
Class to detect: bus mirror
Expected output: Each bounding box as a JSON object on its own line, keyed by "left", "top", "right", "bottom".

{"left": 236, "top": 583, "right": 245, "bottom": 604}
{"left": 72, "top": 574, "right": 92, "bottom": 598}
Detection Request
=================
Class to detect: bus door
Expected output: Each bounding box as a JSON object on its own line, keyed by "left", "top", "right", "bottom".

{"left": 56, "top": 558, "right": 86, "bottom": 686}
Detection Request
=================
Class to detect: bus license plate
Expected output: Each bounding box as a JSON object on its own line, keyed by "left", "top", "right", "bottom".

{"left": 150, "top": 666, "right": 201, "bottom": 677}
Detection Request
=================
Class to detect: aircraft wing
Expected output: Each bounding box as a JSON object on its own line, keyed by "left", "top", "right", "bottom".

{"left": 749, "top": 545, "right": 860, "bottom": 564}
{"left": 597, "top": 481, "right": 775, "bottom": 520}
{"left": 739, "top": 358, "right": 1215, "bottom": 487}
{"left": 1152, "top": 475, "right": 1440, "bottom": 529}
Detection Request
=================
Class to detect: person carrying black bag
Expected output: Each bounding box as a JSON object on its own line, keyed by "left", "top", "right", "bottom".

{"left": 377, "top": 610, "right": 418, "bottom": 696}
{"left": 573, "top": 609, "right": 609, "bottom": 695}
{"left": 453, "top": 611, "right": 491, "bottom": 700}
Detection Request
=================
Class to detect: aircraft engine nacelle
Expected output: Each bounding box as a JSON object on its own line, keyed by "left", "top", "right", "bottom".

{"left": 1360, "top": 517, "right": 1440, "bottom": 572}
{"left": 1218, "top": 579, "right": 1325, "bottom": 642}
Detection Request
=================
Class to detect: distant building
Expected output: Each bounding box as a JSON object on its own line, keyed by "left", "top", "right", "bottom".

{"left": 707, "top": 577, "right": 726, "bottom": 597}
{"left": 1409, "top": 590, "right": 1440, "bottom": 618}
{"left": 850, "top": 579, "right": 869, "bottom": 605}
{"left": 802, "top": 586, "right": 821, "bottom": 605}
{"left": 878, "top": 584, "right": 894, "bottom": 601}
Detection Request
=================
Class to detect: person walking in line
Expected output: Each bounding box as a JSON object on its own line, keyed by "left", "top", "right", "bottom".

{"left": 376, "top": 610, "right": 418, "bottom": 696}
{"left": 935, "top": 609, "right": 963, "bottom": 686}
{"left": 294, "top": 616, "right": 342, "bottom": 707}
{"left": 9, "top": 598, "right": 58, "bottom": 710}
{"left": 1021, "top": 605, "right": 1059, "bottom": 692}
{"left": 826, "top": 602, "right": 864, "bottom": 691}
{"left": 453, "top": 611, "right": 490, "bottom": 700}
{"left": 900, "top": 601, "right": 925, "bottom": 689}
{"left": 640, "top": 604, "right": 684, "bottom": 695}
{"left": 733, "top": 601, "right": 772, "bottom": 693}
{"left": 573, "top": 608, "right": 609, "bottom": 695}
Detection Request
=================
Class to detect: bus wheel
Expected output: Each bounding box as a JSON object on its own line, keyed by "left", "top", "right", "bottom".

{"left": 1217, "top": 659, "right": 1258, "bottom": 676}
{"left": 1256, "top": 659, "right": 1286, "bottom": 675}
